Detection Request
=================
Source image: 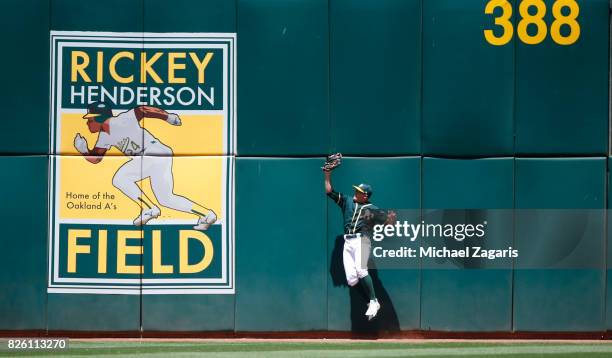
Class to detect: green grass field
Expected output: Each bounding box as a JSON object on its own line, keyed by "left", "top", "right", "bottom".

{"left": 2, "top": 340, "right": 612, "bottom": 358}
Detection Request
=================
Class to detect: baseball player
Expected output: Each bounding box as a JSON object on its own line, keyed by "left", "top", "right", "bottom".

{"left": 73, "top": 101, "right": 217, "bottom": 230}
{"left": 323, "top": 160, "right": 396, "bottom": 320}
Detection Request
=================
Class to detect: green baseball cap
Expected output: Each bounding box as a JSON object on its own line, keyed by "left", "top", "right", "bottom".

{"left": 83, "top": 102, "right": 113, "bottom": 123}
{"left": 352, "top": 183, "right": 372, "bottom": 197}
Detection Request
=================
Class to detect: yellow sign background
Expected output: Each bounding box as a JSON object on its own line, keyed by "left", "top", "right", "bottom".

{"left": 58, "top": 113, "right": 225, "bottom": 221}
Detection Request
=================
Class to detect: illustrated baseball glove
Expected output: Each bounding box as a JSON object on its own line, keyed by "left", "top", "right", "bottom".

{"left": 322, "top": 153, "right": 342, "bottom": 172}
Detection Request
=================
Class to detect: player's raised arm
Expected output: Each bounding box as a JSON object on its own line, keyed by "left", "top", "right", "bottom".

{"left": 322, "top": 153, "right": 342, "bottom": 194}
{"left": 134, "top": 106, "right": 182, "bottom": 126}
{"left": 73, "top": 133, "right": 107, "bottom": 164}
{"left": 323, "top": 153, "right": 345, "bottom": 207}
{"left": 325, "top": 171, "right": 345, "bottom": 207}
{"left": 324, "top": 171, "right": 333, "bottom": 194}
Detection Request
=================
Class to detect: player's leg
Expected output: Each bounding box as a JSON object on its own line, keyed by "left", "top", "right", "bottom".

{"left": 145, "top": 156, "right": 216, "bottom": 230}
{"left": 112, "top": 157, "right": 160, "bottom": 225}
{"left": 356, "top": 237, "right": 375, "bottom": 300}
{"left": 112, "top": 157, "right": 142, "bottom": 202}
{"left": 342, "top": 240, "right": 359, "bottom": 287}
{"left": 356, "top": 237, "right": 380, "bottom": 319}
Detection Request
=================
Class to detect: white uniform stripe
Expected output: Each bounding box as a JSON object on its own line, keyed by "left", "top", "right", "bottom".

{"left": 351, "top": 203, "right": 371, "bottom": 234}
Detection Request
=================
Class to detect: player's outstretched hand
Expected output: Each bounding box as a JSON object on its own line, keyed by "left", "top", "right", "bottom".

{"left": 167, "top": 113, "right": 182, "bottom": 126}
{"left": 386, "top": 210, "right": 397, "bottom": 224}
{"left": 74, "top": 133, "right": 89, "bottom": 154}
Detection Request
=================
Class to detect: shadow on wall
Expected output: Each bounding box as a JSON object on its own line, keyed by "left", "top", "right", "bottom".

{"left": 330, "top": 235, "right": 400, "bottom": 334}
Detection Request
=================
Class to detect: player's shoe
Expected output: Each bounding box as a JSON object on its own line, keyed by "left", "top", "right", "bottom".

{"left": 193, "top": 210, "right": 217, "bottom": 231}
{"left": 133, "top": 206, "right": 161, "bottom": 226}
{"left": 365, "top": 299, "right": 380, "bottom": 321}
{"left": 364, "top": 299, "right": 376, "bottom": 316}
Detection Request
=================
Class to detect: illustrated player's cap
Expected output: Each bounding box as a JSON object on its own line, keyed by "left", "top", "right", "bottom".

{"left": 83, "top": 102, "right": 113, "bottom": 123}
{"left": 352, "top": 183, "right": 373, "bottom": 197}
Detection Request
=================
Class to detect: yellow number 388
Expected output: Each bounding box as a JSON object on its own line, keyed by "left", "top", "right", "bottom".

{"left": 484, "top": 0, "right": 580, "bottom": 46}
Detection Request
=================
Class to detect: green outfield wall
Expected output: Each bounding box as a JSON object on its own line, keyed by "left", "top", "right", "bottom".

{"left": 0, "top": 0, "right": 610, "bottom": 334}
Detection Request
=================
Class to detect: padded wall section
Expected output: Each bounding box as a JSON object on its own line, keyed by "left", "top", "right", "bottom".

{"left": 0, "top": 0, "right": 49, "bottom": 154}
{"left": 0, "top": 156, "right": 48, "bottom": 329}
{"left": 237, "top": 0, "right": 329, "bottom": 155}
{"left": 514, "top": 158, "right": 605, "bottom": 331}
{"left": 422, "top": 0, "right": 514, "bottom": 157}
{"left": 143, "top": 296, "right": 234, "bottom": 332}
{"left": 515, "top": 0, "right": 609, "bottom": 155}
{"left": 51, "top": 0, "right": 143, "bottom": 32}
{"left": 326, "top": 157, "right": 420, "bottom": 332}
{"left": 144, "top": 0, "right": 236, "bottom": 32}
{"left": 606, "top": 157, "right": 612, "bottom": 330}
{"left": 47, "top": 294, "right": 140, "bottom": 331}
{"left": 140, "top": 155, "right": 234, "bottom": 331}
{"left": 329, "top": 0, "right": 421, "bottom": 155}
{"left": 421, "top": 158, "right": 513, "bottom": 331}
{"left": 46, "top": 155, "right": 141, "bottom": 331}
{"left": 235, "top": 158, "right": 327, "bottom": 331}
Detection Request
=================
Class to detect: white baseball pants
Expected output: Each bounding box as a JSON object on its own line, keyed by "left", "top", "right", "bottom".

{"left": 343, "top": 234, "right": 371, "bottom": 286}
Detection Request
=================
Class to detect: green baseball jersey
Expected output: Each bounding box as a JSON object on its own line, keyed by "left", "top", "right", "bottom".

{"left": 327, "top": 190, "right": 389, "bottom": 235}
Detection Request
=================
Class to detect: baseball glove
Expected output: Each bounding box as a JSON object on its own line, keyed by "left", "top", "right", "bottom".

{"left": 322, "top": 153, "right": 342, "bottom": 172}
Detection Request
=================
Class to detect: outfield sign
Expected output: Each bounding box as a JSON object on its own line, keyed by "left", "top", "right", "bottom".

{"left": 48, "top": 31, "right": 236, "bottom": 294}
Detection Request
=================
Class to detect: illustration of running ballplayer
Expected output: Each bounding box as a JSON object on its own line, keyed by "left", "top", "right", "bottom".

{"left": 73, "top": 101, "right": 217, "bottom": 230}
